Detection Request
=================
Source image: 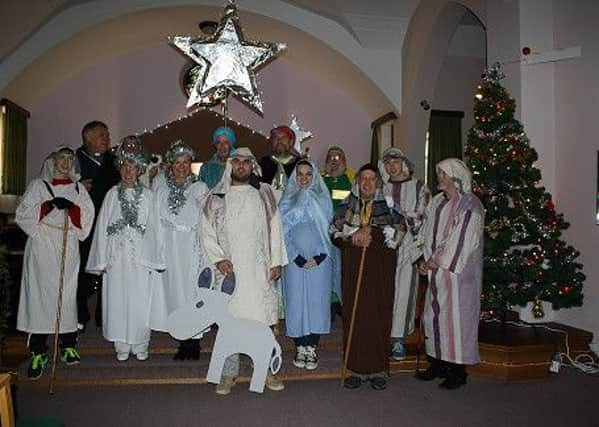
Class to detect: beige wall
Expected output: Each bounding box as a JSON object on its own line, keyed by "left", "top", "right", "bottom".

{"left": 0, "top": 6, "right": 392, "bottom": 120}
{"left": 552, "top": 0, "right": 599, "bottom": 349}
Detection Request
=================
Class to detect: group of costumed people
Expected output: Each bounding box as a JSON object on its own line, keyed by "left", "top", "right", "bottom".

{"left": 16, "top": 119, "right": 484, "bottom": 393}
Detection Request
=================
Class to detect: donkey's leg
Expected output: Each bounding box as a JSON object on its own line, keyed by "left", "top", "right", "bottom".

{"left": 206, "top": 344, "right": 233, "bottom": 384}
{"left": 248, "top": 351, "right": 269, "bottom": 393}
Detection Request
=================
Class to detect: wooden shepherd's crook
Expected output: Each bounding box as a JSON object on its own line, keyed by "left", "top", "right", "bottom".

{"left": 49, "top": 211, "right": 70, "bottom": 395}
{"left": 340, "top": 244, "right": 368, "bottom": 385}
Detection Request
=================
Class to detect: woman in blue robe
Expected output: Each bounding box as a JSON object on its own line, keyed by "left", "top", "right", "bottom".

{"left": 280, "top": 159, "right": 333, "bottom": 371}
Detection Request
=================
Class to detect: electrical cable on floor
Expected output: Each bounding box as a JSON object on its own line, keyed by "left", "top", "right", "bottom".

{"left": 481, "top": 317, "right": 599, "bottom": 375}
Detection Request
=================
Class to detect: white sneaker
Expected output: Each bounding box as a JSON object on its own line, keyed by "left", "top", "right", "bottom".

{"left": 293, "top": 345, "right": 306, "bottom": 368}
{"left": 116, "top": 352, "right": 129, "bottom": 362}
{"left": 304, "top": 346, "right": 318, "bottom": 370}
{"left": 136, "top": 351, "right": 149, "bottom": 361}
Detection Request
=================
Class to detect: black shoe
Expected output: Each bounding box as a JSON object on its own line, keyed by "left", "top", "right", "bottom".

{"left": 331, "top": 302, "right": 343, "bottom": 322}
{"left": 187, "top": 342, "right": 201, "bottom": 361}
{"left": 370, "top": 377, "right": 387, "bottom": 390}
{"left": 173, "top": 344, "right": 187, "bottom": 361}
{"left": 415, "top": 357, "right": 447, "bottom": 381}
{"left": 415, "top": 363, "right": 448, "bottom": 381}
{"left": 343, "top": 375, "right": 362, "bottom": 389}
{"left": 27, "top": 353, "right": 49, "bottom": 380}
{"left": 439, "top": 374, "right": 467, "bottom": 390}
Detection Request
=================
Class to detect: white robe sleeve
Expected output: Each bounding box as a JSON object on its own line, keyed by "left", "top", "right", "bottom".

{"left": 15, "top": 180, "right": 46, "bottom": 238}
{"left": 85, "top": 187, "right": 116, "bottom": 274}
{"left": 200, "top": 210, "right": 228, "bottom": 265}
{"left": 431, "top": 207, "right": 483, "bottom": 275}
{"left": 140, "top": 189, "right": 167, "bottom": 271}
{"left": 269, "top": 208, "right": 288, "bottom": 268}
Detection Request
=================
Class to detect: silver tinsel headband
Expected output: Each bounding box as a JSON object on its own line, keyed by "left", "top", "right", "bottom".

{"left": 115, "top": 152, "right": 148, "bottom": 174}
{"left": 166, "top": 140, "right": 196, "bottom": 163}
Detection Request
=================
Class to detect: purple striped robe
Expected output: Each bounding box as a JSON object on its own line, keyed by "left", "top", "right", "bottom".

{"left": 422, "top": 191, "right": 484, "bottom": 365}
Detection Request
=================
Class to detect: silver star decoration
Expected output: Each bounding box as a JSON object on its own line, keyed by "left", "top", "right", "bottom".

{"left": 171, "top": 2, "right": 286, "bottom": 113}
{"left": 288, "top": 114, "right": 313, "bottom": 154}
{"left": 482, "top": 62, "right": 505, "bottom": 84}
{"left": 173, "top": 37, "right": 227, "bottom": 107}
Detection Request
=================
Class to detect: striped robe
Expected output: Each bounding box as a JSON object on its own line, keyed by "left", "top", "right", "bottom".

{"left": 422, "top": 191, "right": 484, "bottom": 365}
{"left": 384, "top": 178, "right": 430, "bottom": 338}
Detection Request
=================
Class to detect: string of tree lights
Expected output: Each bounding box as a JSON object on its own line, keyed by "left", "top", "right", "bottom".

{"left": 465, "top": 63, "right": 585, "bottom": 319}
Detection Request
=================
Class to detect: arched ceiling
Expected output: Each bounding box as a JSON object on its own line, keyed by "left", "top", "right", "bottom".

{"left": 0, "top": 0, "right": 417, "bottom": 111}
{"left": 0, "top": 4, "right": 395, "bottom": 118}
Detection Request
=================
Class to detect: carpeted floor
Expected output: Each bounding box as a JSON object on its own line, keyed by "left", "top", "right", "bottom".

{"left": 15, "top": 368, "right": 597, "bottom": 427}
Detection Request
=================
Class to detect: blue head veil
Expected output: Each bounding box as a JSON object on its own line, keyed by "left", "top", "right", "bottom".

{"left": 279, "top": 160, "right": 334, "bottom": 256}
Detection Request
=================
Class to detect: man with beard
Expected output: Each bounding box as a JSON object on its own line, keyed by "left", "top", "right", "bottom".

{"left": 201, "top": 147, "right": 288, "bottom": 395}
{"left": 75, "top": 121, "right": 120, "bottom": 331}
{"left": 259, "top": 126, "right": 299, "bottom": 196}
{"left": 333, "top": 164, "right": 404, "bottom": 391}
{"left": 322, "top": 146, "right": 355, "bottom": 315}
{"left": 322, "top": 146, "right": 355, "bottom": 210}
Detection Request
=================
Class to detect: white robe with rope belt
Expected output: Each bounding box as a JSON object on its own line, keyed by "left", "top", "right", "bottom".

{"left": 16, "top": 179, "right": 94, "bottom": 334}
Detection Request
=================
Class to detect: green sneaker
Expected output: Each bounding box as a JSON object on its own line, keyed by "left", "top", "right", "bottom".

{"left": 27, "top": 353, "right": 49, "bottom": 380}
{"left": 61, "top": 347, "right": 81, "bottom": 365}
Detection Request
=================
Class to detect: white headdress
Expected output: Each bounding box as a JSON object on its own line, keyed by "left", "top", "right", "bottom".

{"left": 378, "top": 146, "right": 413, "bottom": 183}
{"left": 212, "top": 147, "right": 262, "bottom": 194}
{"left": 436, "top": 158, "right": 472, "bottom": 194}
{"left": 39, "top": 145, "right": 79, "bottom": 181}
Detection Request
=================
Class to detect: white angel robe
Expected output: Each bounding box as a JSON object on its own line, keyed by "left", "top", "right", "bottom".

{"left": 201, "top": 184, "right": 288, "bottom": 325}
{"left": 422, "top": 191, "right": 484, "bottom": 365}
{"left": 16, "top": 179, "right": 94, "bottom": 334}
{"left": 384, "top": 178, "right": 430, "bottom": 338}
{"left": 86, "top": 185, "right": 158, "bottom": 345}
{"left": 150, "top": 179, "right": 209, "bottom": 330}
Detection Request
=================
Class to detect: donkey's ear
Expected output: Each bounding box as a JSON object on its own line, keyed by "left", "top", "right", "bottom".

{"left": 221, "top": 273, "right": 236, "bottom": 295}
{"left": 198, "top": 267, "right": 213, "bottom": 289}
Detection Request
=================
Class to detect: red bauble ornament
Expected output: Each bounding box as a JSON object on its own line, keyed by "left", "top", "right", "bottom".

{"left": 546, "top": 200, "right": 555, "bottom": 211}
{"left": 522, "top": 46, "right": 531, "bottom": 56}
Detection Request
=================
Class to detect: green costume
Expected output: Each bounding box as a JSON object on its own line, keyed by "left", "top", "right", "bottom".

{"left": 322, "top": 169, "right": 355, "bottom": 304}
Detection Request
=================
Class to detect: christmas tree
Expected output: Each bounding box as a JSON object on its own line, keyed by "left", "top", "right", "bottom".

{"left": 465, "top": 63, "right": 585, "bottom": 318}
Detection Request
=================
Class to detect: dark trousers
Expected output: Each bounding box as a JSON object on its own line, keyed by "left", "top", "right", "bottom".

{"left": 293, "top": 334, "right": 320, "bottom": 347}
{"left": 77, "top": 238, "right": 102, "bottom": 325}
{"left": 29, "top": 332, "right": 77, "bottom": 354}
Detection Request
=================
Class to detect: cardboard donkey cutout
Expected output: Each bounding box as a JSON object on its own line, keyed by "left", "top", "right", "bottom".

{"left": 167, "top": 267, "right": 282, "bottom": 393}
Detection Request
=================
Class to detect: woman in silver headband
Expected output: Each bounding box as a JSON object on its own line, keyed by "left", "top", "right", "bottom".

{"left": 151, "top": 140, "right": 209, "bottom": 360}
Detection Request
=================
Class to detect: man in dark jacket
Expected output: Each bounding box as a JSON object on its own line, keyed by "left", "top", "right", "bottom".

{"left": 258, "top": 126, "right": 299, "bottom": 193}
{"left": 75, "top": 121, "right": 120, "bottom": 330}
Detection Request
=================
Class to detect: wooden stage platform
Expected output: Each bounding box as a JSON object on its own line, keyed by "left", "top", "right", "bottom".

{"left": 1, "top": 316, "right": 593, "bottom": 389}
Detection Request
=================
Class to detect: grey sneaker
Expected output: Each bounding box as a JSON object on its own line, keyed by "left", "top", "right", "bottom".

{"left": 293, "top": 345, "right": 306, "bottom": 368}
{"left": 304, "top": 346, "right": 318, "bottom": 370}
